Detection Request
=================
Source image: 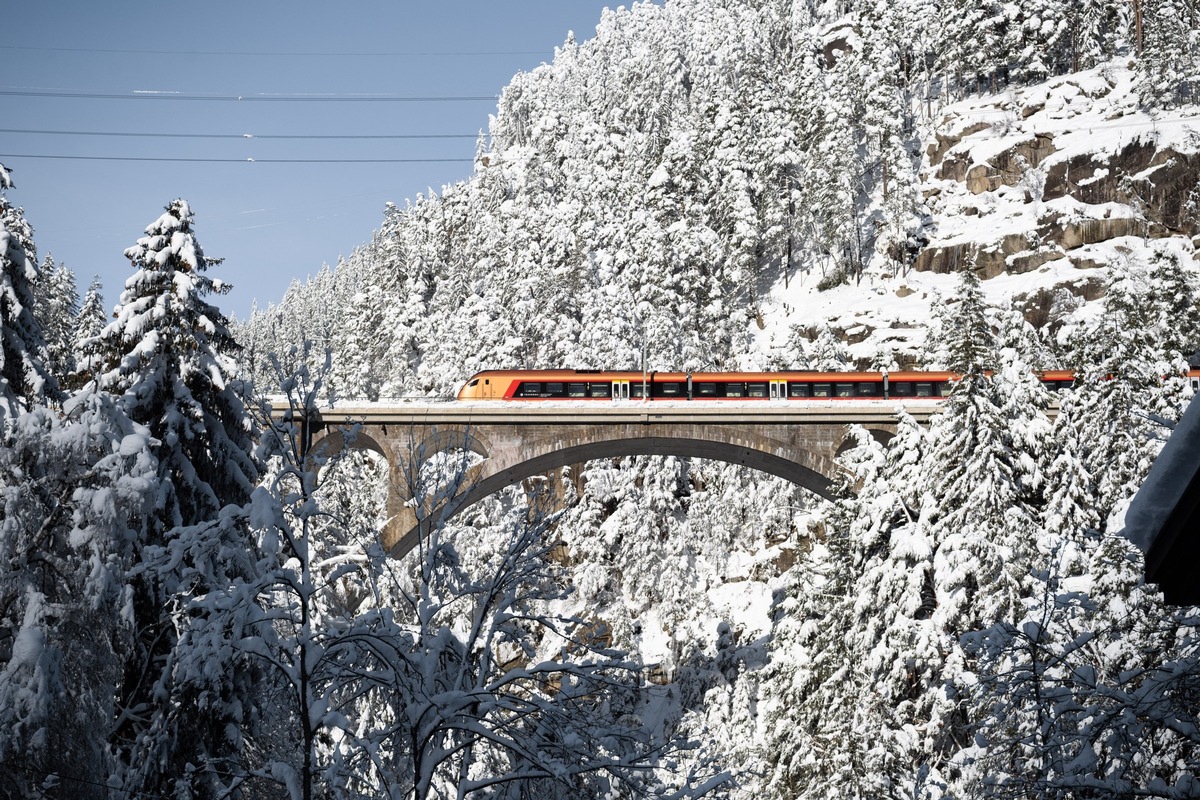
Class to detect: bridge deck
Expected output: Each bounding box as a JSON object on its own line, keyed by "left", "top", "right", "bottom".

{"left": 276, "top": 399, "right": 946, "bottom": 427}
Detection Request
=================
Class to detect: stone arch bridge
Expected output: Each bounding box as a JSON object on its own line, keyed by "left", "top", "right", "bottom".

{"left": 296, "top": 401, "right": 943, "bottom": 557}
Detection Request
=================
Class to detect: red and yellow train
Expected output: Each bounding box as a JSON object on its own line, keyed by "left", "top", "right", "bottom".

{"left": 456, "top": 369, "right": 1087, "bottom": 401}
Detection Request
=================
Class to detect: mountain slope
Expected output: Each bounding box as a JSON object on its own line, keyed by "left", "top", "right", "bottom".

{"left": 237, "top": 2, "right": 1200, "bottom": 796}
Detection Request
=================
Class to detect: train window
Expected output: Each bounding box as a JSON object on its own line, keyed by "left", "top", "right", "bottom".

{"left": 589, "top": 383, "right": 611, "bottom": 398}
{"left": 697, "top": 382, "right": 718, "bottom": 396}
{"left": 834, "top": 383, "right": 855, "bottom": 397}
{"left": 520, "top": 382, "right": 542, "bottom": 396}
{"left": 788, "top": 382, "right": 811, "bottom": 397}
{"left": 1057, "top": 380, "right": 1074, "bottom": 391}
{"left": 915, "top": 382, "right": 933, "bottom": 397}
{"left": 724, "top": 383, "right": 744, "bottom": 397}
{"left": 747, "top": 383, "right": 768, "bottom": 398}
{"left": 857, "top": 382, "right": 879, "bottom": 397}
{"left": 938, "top": 382, "right": 953, "bottom": 397}
{"left": 660, "top": 382, "right": 681, "bottom": 396}
{"left": 631, "top": 383, "right": 646, "bottom": 398}
{"left": 546, "top": 382, "right": 564, "bottom": 395}
{"left": 891, "top": 382, "right": 914, "bottom": 397}
{"left": 567, "top": 382, "right": 587, "bottom": 397}
{"left": 812, "top": 383, "right": 831, "bottom": 397}
{"left": 468, "top": 379, "right": 479, "bottom": 387}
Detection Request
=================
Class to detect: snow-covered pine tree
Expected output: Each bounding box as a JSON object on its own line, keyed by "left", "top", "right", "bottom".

{"left": 1144, "top": 248, "right": 1200, "bottom": 358}
{"left": 771, "top": 323, "right": 813, "bottom": 370}
{"left": 330, "top": 286, "right": 388, "bottom": 401}
{"left": 88, "top": 198, "right": 258, "bottom": 530}
{"left": 927, "top": 255, "right": 994, "bottom": 373}
{"left": 0, "top": 383, "right": 157, "bottom": 797}
{"left": 847, "top": 422, "right": 950, "bottom": 798}
{"left": 31, "top": 253, "right": 79, "bottom": 385}
{"left": 809, "top": 50, "right": 867, "bottom": 288}
{"left": 85, "top": 199, "right": 260, "bottom": 797}
{"left": 859, "top": 4, "right": 925, "bottom": 275}
{"left": 971, "top": 429, "right": 1200, "bottom": 799}
{"left": 74, "top": 277, "right": 107, "bottom": 341}
{"left": 1004, "top": 0, "right": 1073, "bottom": 83}
{"left": 810, "top": 324, "right": 852, "bottom": 371}
{"left": 71, "top": 277, "right": 107, "bottom": 389}
{"left": 895, "top": 266, "right": 1047, "bottom": 791}
{"left": 1136, "top": 0, "right": 1200, "bottom": 107}
{"left": 1071, "top": 0, "right": 1128, "bottom": 70}
{"left": 0, "top": 163, "right": 58, "bottom": 422}
{"left": 1062, "top": 256, "right": 1186, "bottom": 524}
{"left": 763, "top": 427, "right": 893, "bottom": 800}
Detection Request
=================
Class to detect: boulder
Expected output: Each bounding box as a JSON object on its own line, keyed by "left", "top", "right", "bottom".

{"left": 964, "top": 133, "right": 1058, "bottom": 195}
{"left": 926, "top": 120, "right": 991, "bottom": 166}
{"left": 1008, "top": 248, "right": 1066, "bottom": 273}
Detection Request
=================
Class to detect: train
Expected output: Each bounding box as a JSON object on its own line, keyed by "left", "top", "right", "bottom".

{"left": 455, "top": 368, "right": 1087, "bottom": 401}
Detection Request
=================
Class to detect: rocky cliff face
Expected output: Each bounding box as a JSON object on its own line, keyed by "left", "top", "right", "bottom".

{"left": 915, "top": 65, "right": 1200, "bottom": 290}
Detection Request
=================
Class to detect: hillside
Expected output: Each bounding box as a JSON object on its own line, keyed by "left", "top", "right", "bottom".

{"left": 233, "top": 1, "right": 1200, "bottom": 797}
{"left": 758, "top": 60, "right": 1200, "bottom": 366}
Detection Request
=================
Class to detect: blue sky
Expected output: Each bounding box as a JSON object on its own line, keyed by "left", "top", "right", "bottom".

{"left": 2, "top": 1, "right": 625, "bottom": 318}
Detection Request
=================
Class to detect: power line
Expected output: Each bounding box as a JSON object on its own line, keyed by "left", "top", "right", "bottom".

{"left": 0, "top": 153, "right": 475, "bottom": 164}
{"left": 1, "top": 45, "right": 548, "bottom": 58}
{"left": 0, "top": 127, "right": 480, "bottom": 140}
{"left": 0, "top": 89, "right": 495, "bottom": 102}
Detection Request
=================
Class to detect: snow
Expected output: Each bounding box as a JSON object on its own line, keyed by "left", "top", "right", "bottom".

{"left": 708, "top": 580, "right": 773, "bottom": 641}
{"left": 9, "top": 615, "right": 45, "bottom": 668}
{"left": 118, "top": 432, "right": 150, "bottom": 456}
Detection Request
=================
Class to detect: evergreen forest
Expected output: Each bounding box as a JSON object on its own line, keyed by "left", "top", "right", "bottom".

{"left": 3, "top": 0, "right": 1200, "bottom": 798}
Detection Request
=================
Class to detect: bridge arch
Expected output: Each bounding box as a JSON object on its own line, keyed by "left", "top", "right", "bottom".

{"left": 308, "top": 426, "right": 388, "bottom": 462}
{"left": 383, "top": 434, "right": 839, "bottom": 557}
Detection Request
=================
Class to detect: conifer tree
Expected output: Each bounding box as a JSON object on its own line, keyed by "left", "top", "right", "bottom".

{"left": 810, "top": 324, "right": 851, "bottom": 371}
{"left": 897, "top": 268, "right": 1048, "bottom": 791}
{"left": 32, "top": 253, "right": 79, "bottom": 385}
{"left": 88, "top": 198, "right": 258, "bottom": 531}
{"left": 72, "top": 277, "right": 107, "bottom": 388}
{"left": 0, "top": 383, "right": 157, "bottom": 797}
{"left": 0, "top": 163, "right": 57, "bottom": 422}
{"left": 929, "top": 257, "right": 995, "bottom": 373}
{"left": 1136, "top": 0, "right": 1200, "bottom": 107}
{"left": 85, "top": 199, "right": 260, "bottom": 797}
{"left": 1063, "top": 260, "right": 1179, "bottom": 523}
{"left": 765, "top": 428, "right": 886, "bottom": 800}
{"left": 1071, "top": 0, "right": 1127, "bottom": 69}
{"left": 75, "top": 277, "right": 107, "bottom": 341}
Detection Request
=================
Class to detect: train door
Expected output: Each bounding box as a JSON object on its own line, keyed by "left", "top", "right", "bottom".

{"left": 769, "top": 380, "right": 788, "bottom": 401}
{"left": 613, "top": 379, "right": 631, "bottom": 401}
